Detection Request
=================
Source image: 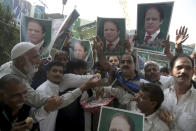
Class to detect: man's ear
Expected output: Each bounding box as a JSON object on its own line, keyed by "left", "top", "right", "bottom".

{"left": 151, "top": 101, "right": 158, "bottom": 110}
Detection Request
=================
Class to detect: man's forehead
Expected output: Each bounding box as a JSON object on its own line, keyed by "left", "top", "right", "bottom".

{"left": 174, "top": 57, "right": 193, "bottom": 67}
{"left": 121, "top": 54, "right": 133, "bottom": 60}
{"left": 147, "top": 64, "right": 158, "bottom": 69}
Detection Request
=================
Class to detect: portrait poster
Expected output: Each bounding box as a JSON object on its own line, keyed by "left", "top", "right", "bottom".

{"left": 69, "top": 38, "right": 94, "bottom": 69}
{"left": 98, "top": 106, "right": 144, "bottom": 131}
{"left": 97, "top": 17, "right": 126, "bottom": 56}
{"left": 51, "top": 9, "right": 80, "bottom": 50}
{"left": 136, "top": 2, "right": 174, "bottom": 52}
{"left": 20, "top": 15, "right": 52, "bottom": 59}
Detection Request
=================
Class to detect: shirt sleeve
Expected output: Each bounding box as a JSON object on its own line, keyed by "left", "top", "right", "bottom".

{"left": 104, "top": 86, "right": 134, "bottom": 105}
{"left": 59, "top": 74, "right": 93, "bottom": 91}
{"left": 59, "top": 88, "right": 82, "bottom": 109}
{"left": 25, "top": 84, "right": 48, "bottom": 108}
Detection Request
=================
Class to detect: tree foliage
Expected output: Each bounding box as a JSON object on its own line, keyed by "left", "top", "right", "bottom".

{"left": 0, "top": 3, "right": 19, "bottom": 65}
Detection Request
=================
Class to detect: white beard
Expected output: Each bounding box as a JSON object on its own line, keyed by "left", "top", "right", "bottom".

{"left": 24, "top": 57, "right": 39, "bottom": 79}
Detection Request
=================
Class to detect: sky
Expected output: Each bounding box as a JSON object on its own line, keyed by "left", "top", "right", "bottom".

{"left": 29, "top": 0, "right": 196, "bottom": 45}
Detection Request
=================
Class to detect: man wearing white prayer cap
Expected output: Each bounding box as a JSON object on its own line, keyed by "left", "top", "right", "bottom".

{"left": 0, "top": 42, "right": 101, "bottom": 121}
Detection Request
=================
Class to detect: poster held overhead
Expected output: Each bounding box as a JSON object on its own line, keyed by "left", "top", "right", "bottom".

{"left": 20, "top": 15, "right": 52, "bottom": 59}
{"left": 51, "top": 9, "right": 80, "bottom": 50}
{"left": 97, "top": 17, "right": 126, "bottom": 56}
{"left": 136, "top": 2, "right": 174, "bottom": 52}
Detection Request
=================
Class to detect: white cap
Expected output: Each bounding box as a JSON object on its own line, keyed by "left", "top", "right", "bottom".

{"left": 11, "top": 42, "right": 36, "bottom": 60}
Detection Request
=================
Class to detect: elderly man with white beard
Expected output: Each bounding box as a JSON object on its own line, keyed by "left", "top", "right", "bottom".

{"left": 0, "top": 42, "right": 101, "bottom": 121}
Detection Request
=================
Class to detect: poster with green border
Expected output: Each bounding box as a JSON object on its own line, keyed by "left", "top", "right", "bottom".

{"left": 51, "top": 9, "right": 79, "bottom": 50}
{"left": 97, "top": 17, "right": 126, "bottom": 56}
{"left": 69, "top": 38, "right": 94, "bottom": 69}
{"left": 98, "top": 106, "right": 144, "bottom": 131}
{"left": 20, "top": 15, "right": 52, "bottom": 59}
{"left": 136, "top": 2, "right": 174, "bottom": 52}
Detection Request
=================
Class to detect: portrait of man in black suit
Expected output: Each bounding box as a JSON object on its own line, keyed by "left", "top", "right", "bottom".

{"left": 143, "top": 6, "right": 164, "bottom": 42}
{"left": 97, "top": 18, "right": 125, "bottom": 56}
{"left": 136, "top": 2, "right": 173, "bottom": 52}
{"left": 21, "top": 16, "right": 52, "bottom": 58}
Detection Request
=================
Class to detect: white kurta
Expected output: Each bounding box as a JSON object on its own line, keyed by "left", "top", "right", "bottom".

{"left": 162, "top": 86, "right": 196, "bottom": 131}
{"left": 35, "top": 80, "right": 59, "bottom": 131}
{"left": 144, "top": 111, "right": 169, "bottom": 131}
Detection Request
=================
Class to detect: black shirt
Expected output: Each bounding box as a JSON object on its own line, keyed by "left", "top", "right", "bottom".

{"left": 0, "top": 103, "right": 30, "bottom": 131}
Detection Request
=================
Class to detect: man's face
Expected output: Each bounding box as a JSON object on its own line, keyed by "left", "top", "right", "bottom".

{"left": 109, "top": 116, "right": 131, "bottom": 131}
{"left": 145, "top": 64, "right": 160, "bottom": 82}
{"left": 145, "top": 7, "right": 162, "bottom": 35}
{"left": 104, "top": 21, "right": 120, "bottom": 43}
{"left": 47, "top": 66, "right": 64, "bottom": 84}
{"left": 171, "top": 57, "right": 194, "bottom": 85}
{"left": 120, "top": 54, "right": 135, "bottom": 77}
{"left": 109, "top": 56, "right": 119, "bottom": 67}
{"left": 27, "top": 21, "right": 45, "bottom": 44}
{"left": 74, "top": 43, "right": 87, "bottom": 60}
{"left": 2, "top": 83, "right": 27, "bottom": 111}
{"left": 135, "top": 90, "right": 156, "bottom": 114}
{"left": 23, "top": 48, "right": 41, "bottom": 74}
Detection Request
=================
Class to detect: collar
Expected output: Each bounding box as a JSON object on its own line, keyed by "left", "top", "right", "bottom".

{"left": 118, "top": 70, "right": 140, "bottom": 81}
{"left": 145, "top": 29, "right": 160, "bottom": 42}
{"left": 169, "top": 84, "right": 195, "bottom": 103}
{"left": 145, "top": 110, "right": 159, "bottom": 121}
{"left": 47, "top": 80, "right": 60, "bottom": 90}
{"left": 106, "top": 37, "right": 120, "bottom": 49}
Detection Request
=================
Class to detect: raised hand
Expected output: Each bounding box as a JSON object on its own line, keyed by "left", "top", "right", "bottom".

{"left": 80, "top": 75, "right": 102, "bottom": 92}
{"left": 93, "top": 36, "right": 104, "bottom": 50}
{"left": 176, "top": 26, "right": 189, "bottom": 47}
{"left": 161, "top": 35, "right": 174, "bottom": 60}
{"left": 63, "top": 30, "right": 73, "bottom": 49}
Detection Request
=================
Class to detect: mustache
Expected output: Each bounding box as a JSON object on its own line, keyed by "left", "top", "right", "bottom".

{"left": 178, "top": 74, "right": 189, "bottom": 78}
{"left": 122, "top": 66, "right": 130, "bottom": 70}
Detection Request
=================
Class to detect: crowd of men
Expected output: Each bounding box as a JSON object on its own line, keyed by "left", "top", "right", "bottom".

{"left": 0, "top": 6, "right": 196, "bottom": 131}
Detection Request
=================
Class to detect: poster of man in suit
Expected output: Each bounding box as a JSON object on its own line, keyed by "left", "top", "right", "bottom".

{"left": 136, "top": 2, "right": 174, "bottom": 52}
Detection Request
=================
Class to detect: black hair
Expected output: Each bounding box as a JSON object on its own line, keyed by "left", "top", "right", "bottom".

{"left": 107, "top": 56, "right": 120, "bottom": 61}
{"left": 46, "top": 61, "right": 65, "bottom": 72}
{"left": 54, "top": 51, "right": 69, "bottom": 62}
{"left": 66, "top": 58, "right": 87, "bottom": 73}
{"left": 27, "top": 19, "right": 45, "bottom": 33}
{"left": 109, "top": 113, "right": 135, "bottom": 131}
{"left": 160, "top": 67, "right": 169, "bottom": 74}
{"left": 145, "top": 5, "right": 164, "bottom": 21}
{"left": 0, "top": 74, "right": 24, "bottom": 91}
{"left": 140, "top": 83, "right": 164, "bottom": 110}
{"left": 170, "top": 54, "right": 194, "bottom": 69}
{"left": 103, "top": 19, "right": 120, "bottom": 31}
